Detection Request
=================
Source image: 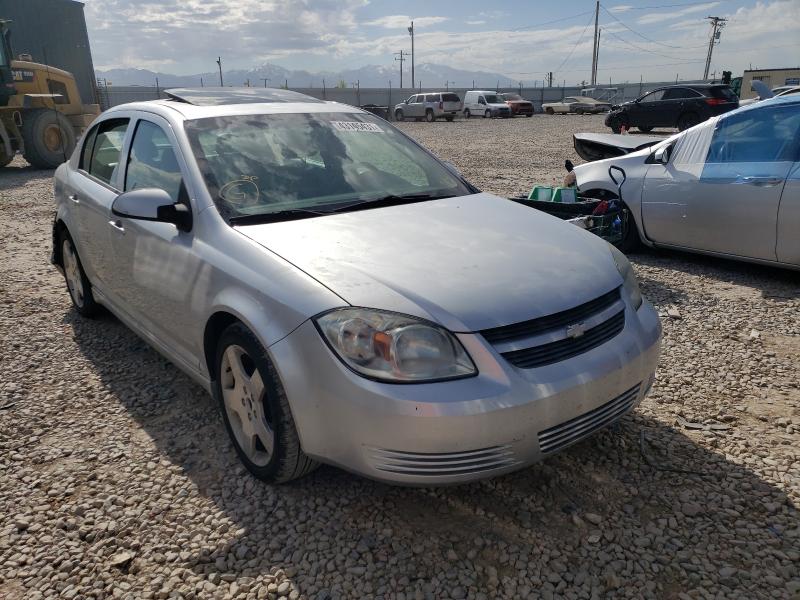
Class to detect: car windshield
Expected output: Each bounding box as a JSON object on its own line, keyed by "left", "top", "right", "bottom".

{"left": 483, "top": 95, "right": 503, "bottom": 103}
{"left": 184, "top": 112, "right": 473, "bottom": 220}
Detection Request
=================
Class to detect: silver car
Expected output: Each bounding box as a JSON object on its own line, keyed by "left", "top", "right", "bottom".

{"left": 52, "top": 87, "right": 661, "bottom": 485}
{"left": 575, "top": 95, "right": 800, "bottom": 268}
{"left": 394, "top": 92, "right": 462, "bottom": 122}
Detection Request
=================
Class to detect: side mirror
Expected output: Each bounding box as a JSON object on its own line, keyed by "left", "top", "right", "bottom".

{"left": 112, "top": 188, "right": 192, "bottom": 232}
{"left": 654, "top": 145, "right": 669, "bottom": 164}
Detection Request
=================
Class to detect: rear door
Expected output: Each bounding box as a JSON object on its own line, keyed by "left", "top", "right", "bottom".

{"left": 643, "top": 102, "right": 799, "bottom": 260}
{"left": 71, "top": 116, "right": 132, "bottom": 289}
{"left": 661, "top": 87, "right": 700, "bottom": 125}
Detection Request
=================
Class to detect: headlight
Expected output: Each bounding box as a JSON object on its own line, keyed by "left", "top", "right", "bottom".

{"left": 315, "top": 308, "right": 477, "bottom": 383}
{"left": 609, "top": 245, "right": 643, "bottom": 310}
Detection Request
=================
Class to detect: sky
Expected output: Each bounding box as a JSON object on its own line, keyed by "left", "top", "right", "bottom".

{"left": 84, "top": 0, "right": 800, "bottom": 84}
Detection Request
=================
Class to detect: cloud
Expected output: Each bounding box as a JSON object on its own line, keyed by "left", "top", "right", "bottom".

{"left": 364, "top": 15, "right": 448, "bottom": 28}
{"left": 608, "top": 5, "right": 634, "bottom": 13}
{"left": 636, "top": 2, "right": 719, "bottom": 25}
{"left": 466, "top": 20, "right": 487, "bottom": 26}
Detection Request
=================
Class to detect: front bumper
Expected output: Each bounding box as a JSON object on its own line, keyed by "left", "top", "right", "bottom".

{"left": 270, "top": 299, "right": 661, "bottom": 485}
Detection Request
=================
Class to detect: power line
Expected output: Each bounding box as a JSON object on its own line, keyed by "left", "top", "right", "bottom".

{"left": 553, "top": 11, "right": 597, "bottom": 75}
{"left": 607, "top": 1, "right": 730, "bottom": 10}
{"left": 510, "top": 10, "right": 595, "bottom": 31}
{"left": 603, "top": 30, "right": 696, "bottom": 60}
{"left": 599, "top": 4, "right": 707, "bottom": 49}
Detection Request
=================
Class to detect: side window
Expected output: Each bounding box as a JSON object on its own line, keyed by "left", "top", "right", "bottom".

{"left": 87, "top": 118, "right": 129, "bottom": 186}
{"left": 703, "top": 105, "right": 800, "bottom": 178}
{"left": 640, "top": 89, "right": 665, "bottom": 103}
{"left": 47, "top": 79, "right": 69, "bottom": 105}
{"left": 425, "top": 94, "right": 438, "bottom": 103}
{"left": 125, "top": 120, "right": 184, "bottom": 203}
{"left": 79, "top": 125, "right": 98, "bottom": 171}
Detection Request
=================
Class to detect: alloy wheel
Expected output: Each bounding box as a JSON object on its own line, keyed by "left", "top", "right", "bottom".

{"left": 220, "top": 344, "right": 274, "bottom": 466}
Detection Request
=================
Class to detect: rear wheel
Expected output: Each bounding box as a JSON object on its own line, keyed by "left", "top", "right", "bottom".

{"left": 215, "top": 323, "right": 318, "bottom": 483}
{"left": 59, "top": 230, "right": 100, "bottom": 317}
{"left": 464, "top": 108, "right": 471, "bottom": 119}
{"left": 22, "top": 109, "right": 76, "bottom": 169}
{"left": 638, "top": 126, "right": 654, "bottom": 133}
{"left": 394, "top": 109, "right": 405, "bottom": 121}
{"left": 525, "top": 113, "right": 533, "bottom": 117}
{"left": 425, "top": 109, "right": 435, "bottom": 123}
{"left": 677, "top": 112, "right": 700, "bottom": 131}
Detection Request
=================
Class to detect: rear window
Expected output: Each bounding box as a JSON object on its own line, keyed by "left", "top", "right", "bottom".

{"left": 442, "top": 93, "right": 460, "bottom": 102}
{"left": 708, "top": 86, "right": 738, "bottom": 101}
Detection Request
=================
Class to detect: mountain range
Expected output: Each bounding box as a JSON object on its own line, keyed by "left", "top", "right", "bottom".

{"left": 95, "top": 62, "right": 521, "bottom": 89}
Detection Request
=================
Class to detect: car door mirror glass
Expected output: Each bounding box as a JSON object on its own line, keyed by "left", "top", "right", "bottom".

{"left": 112, "top": 188, "right": 191, "bottom": 231}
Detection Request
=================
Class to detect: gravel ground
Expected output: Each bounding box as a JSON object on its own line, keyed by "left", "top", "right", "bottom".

{"left": 1, "top": 114, "right": 799, "bottom": 600}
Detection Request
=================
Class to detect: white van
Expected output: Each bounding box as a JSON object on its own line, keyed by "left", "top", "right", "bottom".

{"left": 463, "top": 91, "right": 512, "bottom": 119}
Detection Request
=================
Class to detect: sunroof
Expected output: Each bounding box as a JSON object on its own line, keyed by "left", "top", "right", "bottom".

{"left": 164, "top": 87, "right": 324, "bottom": 106}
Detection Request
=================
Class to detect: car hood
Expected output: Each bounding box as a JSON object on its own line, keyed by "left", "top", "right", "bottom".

{"left": 236, "top": 193, "right": 622, "bottom": 332}
{"left": 573, "top": 132, "right": 665, "bottom": 161}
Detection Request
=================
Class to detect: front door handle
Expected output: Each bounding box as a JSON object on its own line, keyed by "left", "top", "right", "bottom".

{"left": 108, "top": 219, "right": 125, "bottom": 234}
{"left": 68, "top": 194, "right": 80, "bottom": 205}
{"left": 739, "top": 176, "right": 784, "bottom": 187}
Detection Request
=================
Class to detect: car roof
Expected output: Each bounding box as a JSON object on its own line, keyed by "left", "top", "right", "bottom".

{"left": 101, "top": 88, "right": 365, "bottom": 121}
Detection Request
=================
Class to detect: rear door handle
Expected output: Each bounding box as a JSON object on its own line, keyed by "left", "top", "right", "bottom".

{"left": 108, "top": 219, "right": 125, "bottom": 233}
{"left": 68, "top": 194, "right": 80, "bottom": 204}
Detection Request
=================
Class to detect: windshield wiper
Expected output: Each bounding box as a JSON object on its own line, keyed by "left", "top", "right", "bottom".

{"left": 228, "top": 207, "right": 328, "bottom": 226}
{"left": 325, "top": 192, "right": 457, "bottom": 213}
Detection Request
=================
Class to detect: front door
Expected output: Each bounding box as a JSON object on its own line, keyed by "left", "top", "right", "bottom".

{"left": 406, "top": 95, "right": 423, "bottom": 118}
{"left": 629, "top": 89, "right": 665, "bottom": 127}
{"left": 106, "top": 115, "right": 204, "bottom": 370}
{"left": 643, "top": 103, "right": 799, "bottom": 260}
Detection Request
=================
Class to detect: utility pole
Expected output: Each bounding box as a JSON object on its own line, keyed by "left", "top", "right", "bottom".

{"left": 595, "top": 28, "right": 601, "bottom": 84}
{"left": 407, "top": 21, "right": 415, "bottom": 89}
{"left": 703, "top": 16, "right": 727, "bottom": 80}
{"left": 590, "top": 0, "right": 599, "bottom": 86}
{"left": 394, "top": 50, "right": 406, "bottom": 88}
{"left": 216, "top": 57, "right": 223, "bottom": 86}
{"left": 200, "top": 76, "right": 204, "bottom": 87}
{"left": 261, "top": 78, "right": 269, "bottom": 88}
{"left": 155, "top": 77, "right": 160, "bottom": 98}
{"left": 548, "top": 72, "right": 553, "bottom": 87}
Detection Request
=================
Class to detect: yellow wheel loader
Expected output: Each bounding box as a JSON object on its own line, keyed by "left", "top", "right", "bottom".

{"left": 0, "top": 20, "right": 99, "bottom": 169}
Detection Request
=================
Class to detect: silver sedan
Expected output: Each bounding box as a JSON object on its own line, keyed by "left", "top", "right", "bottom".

{"left": 52, "top": 87, "right": 661, "bottom": 485}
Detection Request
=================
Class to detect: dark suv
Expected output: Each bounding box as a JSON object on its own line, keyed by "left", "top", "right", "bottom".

{"left": 605, "top": 84, "right": 739, "bottom": 133}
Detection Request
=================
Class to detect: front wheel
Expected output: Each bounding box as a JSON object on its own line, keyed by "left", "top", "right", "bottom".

{"left": 215, "top": 323, "right": 318, "bottom": 483}
{"left": 60, "top": 231, "right": 100, "bottom": 317}
{"left": 609, "top": 115, "right": 628, "bottom": 134}
{"left": 484, "top": 110, "right": 491, "bottom": 119}
{"left": 638, "top": 126, "right": 653, "bottom": 133}
{"left": 22, "top": 109, "right": 76, "bottom": 169}
{"left": 545, "top": 107, "right": 554, "bottom": 115}
{"left": 394, "top": 109, "right": 404, "bottom": 122}
{"left": 616, "top": 206, "right": 642, "bottom": 253}
{"left": 425, "top": 110, "right": 435, "bottom": 123}
{"left": 463, "top": 109, "right": 471, "bottom": 119}
{"left": 525, "top": 113, "right": 533, "bottom": 117}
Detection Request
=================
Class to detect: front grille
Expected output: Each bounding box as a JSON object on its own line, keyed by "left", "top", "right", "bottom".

{"left": 538, "top": 383, "right": 641, "bottom": 454}
{"left": 501, "top": 310, "right": 625, "bottom": 369}
{"left": 481, "top": 288, "right": 620, "bottom": 344}
{"left": 368, "top": 445, "right": 519, "bottom": 477}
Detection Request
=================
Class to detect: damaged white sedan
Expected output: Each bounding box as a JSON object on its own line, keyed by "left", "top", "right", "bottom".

{"left": 574, "top": 96, "right": 800, "bottom": 268}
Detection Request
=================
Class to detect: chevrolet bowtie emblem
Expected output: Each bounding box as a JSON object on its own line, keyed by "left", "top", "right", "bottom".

{"left": 566, "top": 322, "right": 588, "bottom": 339}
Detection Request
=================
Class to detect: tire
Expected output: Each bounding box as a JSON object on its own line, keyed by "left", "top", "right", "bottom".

{"left": 576, "top": 109, "right": 585, "bottom": 115}
{"left": 525, "top": 113, "right": 533, "bottom": 117}
{"left": 545, "top": 107, "right": 554, "bottom": 115}
{"left": 21, "top": 109, "right": 76, "bottom": 169}
{"left": 616, "top": 205, "right": 642, "bottom": 253}
{"left": 425, "top": 109, "right": 435, "bottom": 123}
{"left": 638, "top": 126, "right": 654, "bottom": 133}
{"left": 214, "top": 323, "right": 318, "bottom": 483}
{"left": 484, "top": 110, "right": 491, "bottom": 119}
{"left": 464, "top": 109, "right": 471, "bottom": 119}
{"left": 445, "top": 115, "right": 454, "bottom": 122}
{"left": 0, "top": 143, "right": 13, "bottom": 168}
{"left": 677, "top": 112, "right": 700, "bottom": 132}
{"left": 395, "top": 109, "right": 404, "bottom": 122}
{"left": 609, "top": 115, "right": 628, "bottom": 134}
{"left": 59, "top": 230, "right": 100, "bottom": 317}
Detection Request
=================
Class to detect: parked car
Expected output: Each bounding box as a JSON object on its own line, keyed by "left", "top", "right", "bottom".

{"left": 463, "top": 90, "right": 512, "bottom": 118}
{"left": 543, "top": 97, "right": 611, "bottom": 115}
{"left": 500, "top": 93, "right": 534, "bottom": 117}
{"left": 51, "top": 87, "right": 661, "bottom": 485}
{"left": 394, "top": 92, "right": 461, "bottom": 122}
{"left": 575, "top": 96, "right": 800, "bottom": 267}
{"left": 604, "top": 84, "right": 738, "bottom": 133}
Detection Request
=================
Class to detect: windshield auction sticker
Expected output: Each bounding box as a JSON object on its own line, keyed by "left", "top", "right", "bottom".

{"left": 331, "top": 121, "right": 384, "bottom": 133}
